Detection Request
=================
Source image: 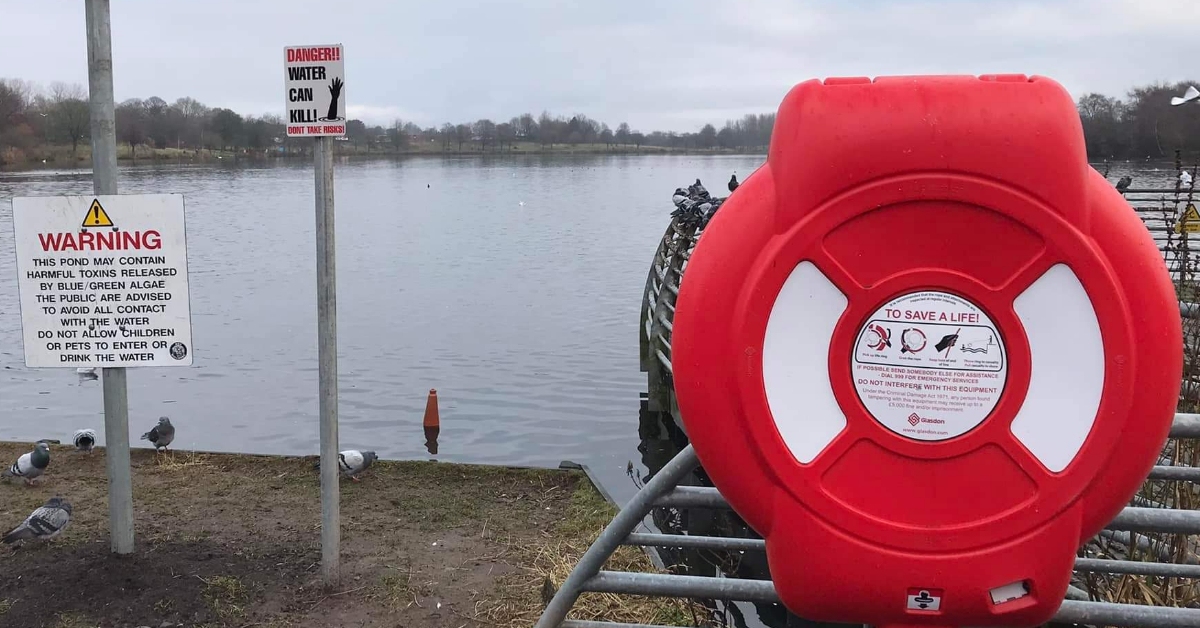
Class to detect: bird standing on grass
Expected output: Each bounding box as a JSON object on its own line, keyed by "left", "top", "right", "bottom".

{"left": 140, "top": 416, "right": 175, "bottom": 452}
{"left": 338, "top": 450, "right": 377, "bottom": 482}
{"left": 3, "top": 497, "right": 72, "bottom": 545}
{"left": 73, "top": 429, "right": 96, "bottom": 453}
{"left": 3, "top": 442, "right": 51, "bottom": 485}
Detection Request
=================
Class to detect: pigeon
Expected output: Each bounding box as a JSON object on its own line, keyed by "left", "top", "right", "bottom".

{"left": 1115, "top": 176, "right": 1132, "bottom": 192}
{"left": 73, "top": 429, "right": 96, "bottom": 453}
{"left": 3, "top": 442, "right": 51, "bottom": 485}
{"left": 140, "top": 416, "right": 175, "bottom": 452}
{"left": 1171, "top": 85, "right": 1199, "bottom": 106}
{"left": 728, "top": 174, "right": 739, "bottom": 192}
{"left": 338, "top": 450, "right": 377, "bottom": 481}
{"left": 3, "top": 497, "right": 72, "bottom": 545}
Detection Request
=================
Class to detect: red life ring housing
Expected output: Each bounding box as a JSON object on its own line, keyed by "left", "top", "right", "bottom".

{"left": 671, "top": 75, "right": 1182, "bottom": 627}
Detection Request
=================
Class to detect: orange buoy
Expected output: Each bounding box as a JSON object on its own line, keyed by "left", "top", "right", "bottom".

{"left": 422, "top": 388, "right": 440, "bottom": 428}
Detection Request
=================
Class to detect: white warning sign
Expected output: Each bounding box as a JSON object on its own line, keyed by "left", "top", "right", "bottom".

{"left": 284, "top": 43, "right": 346, "bottom": 137}
{"left": 851, "top": 291, "right": 1006, "bottom": 441}
{"left": 10, "top": 194, "right": 194, "bottom": 369}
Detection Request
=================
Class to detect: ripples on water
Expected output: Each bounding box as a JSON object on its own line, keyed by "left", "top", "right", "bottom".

{"left": 0, "top": 157, "right": 1186, "bottom": 507}
{"left": 0, "top": 155, "right": 765, "bottom": 496}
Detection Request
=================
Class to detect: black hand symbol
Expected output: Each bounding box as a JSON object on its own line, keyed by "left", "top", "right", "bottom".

{"left": 326, "top": 77, "right": 344, "bottom": 120}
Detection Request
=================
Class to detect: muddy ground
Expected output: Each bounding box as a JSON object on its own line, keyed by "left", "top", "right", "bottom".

{"left": 0, "top": 441, "right": 679, "bottom": 628}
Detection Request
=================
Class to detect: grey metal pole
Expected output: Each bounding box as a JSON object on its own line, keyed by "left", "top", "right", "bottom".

{"left": 85, "top": 0, "right": 134, "bottom": 556}
{"left": 314, "top": 136, "right": 340, "bottom": 584}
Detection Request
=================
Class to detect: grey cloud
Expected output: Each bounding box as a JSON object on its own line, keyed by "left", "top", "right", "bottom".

{"left": 1, "top": 0, "right": 1196, "bottom": 132}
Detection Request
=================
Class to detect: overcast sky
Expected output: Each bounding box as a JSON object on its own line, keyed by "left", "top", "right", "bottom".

{"left": 3, "top": 0, "right": 1197, "bottom": 132}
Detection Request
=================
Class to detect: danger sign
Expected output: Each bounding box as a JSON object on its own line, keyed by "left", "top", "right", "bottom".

{"left": 10, "top": 194, "right": 194, "bottom": 368}
{"left": 284, "top": 44, "right": 346, "bottom": 137}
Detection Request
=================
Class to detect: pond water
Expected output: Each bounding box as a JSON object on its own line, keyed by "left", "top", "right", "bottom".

{"left": 0, "top": 154, "right": 768, "bottom": 506}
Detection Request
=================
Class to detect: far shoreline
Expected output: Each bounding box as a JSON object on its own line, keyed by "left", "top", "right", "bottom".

{"left": 0, "top": 142, "right": 769, "bottom": 173}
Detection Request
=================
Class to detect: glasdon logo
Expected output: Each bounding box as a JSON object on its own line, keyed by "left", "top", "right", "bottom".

{"left": 907, "top": 412, "right": 945, "bottom": 427}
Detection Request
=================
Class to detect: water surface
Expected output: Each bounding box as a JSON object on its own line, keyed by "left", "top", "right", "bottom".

{"left": 0, "top": 155, "right": 1187, "bottom": 508}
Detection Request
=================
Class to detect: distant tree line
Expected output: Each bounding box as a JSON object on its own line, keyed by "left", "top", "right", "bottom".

{"left": 2, "top": 77, "right": 1196, "bottom": 165}
{"left": 0, "top": 78, "right": 777, "bottom": 164}
{"left": 1078, "top": 81, "right": 1200, "bottom": 161}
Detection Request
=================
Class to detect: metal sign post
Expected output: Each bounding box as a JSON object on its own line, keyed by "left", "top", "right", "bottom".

{"left": 284, "top": 43, "right": 347, "bottom": 585}
{"left": 84, "top": 0, "right": 133, "bottom": 555}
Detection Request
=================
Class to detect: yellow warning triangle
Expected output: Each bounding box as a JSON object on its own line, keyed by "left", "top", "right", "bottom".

{"left": 1184, "top": 203, "right": 1200, "bottom": 224}
{"left": 82, "top": 198, "right": 114, "bottom": 228}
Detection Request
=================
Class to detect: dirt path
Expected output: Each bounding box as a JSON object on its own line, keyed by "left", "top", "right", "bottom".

{"left": 0, "top": 442, "right": 619, "bottom": 628}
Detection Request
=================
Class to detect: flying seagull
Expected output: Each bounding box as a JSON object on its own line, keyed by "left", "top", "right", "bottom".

{"left": 1171, "top": 85, "right": 1199, "bottom": 106}
{"left": 3, "top": 442, "right": 51, "bottom": 485}
{"left": 140, "top": 416, "right": 175, "bottom": 452}
{"left": 3, "top": 497, "right": 72, "bottom": 545}
{"left": 73, "top": 429, "right": 96, "bottom": 453}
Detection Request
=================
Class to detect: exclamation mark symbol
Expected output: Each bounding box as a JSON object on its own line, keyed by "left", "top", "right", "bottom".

{"left": 91, "top": 205, "right": 100, "bottom": 225}
{"left": 333, "top": 47, "right": 340, "bottom": 61}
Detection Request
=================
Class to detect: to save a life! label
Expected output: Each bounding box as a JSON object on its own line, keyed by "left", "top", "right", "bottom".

{"left": 851, "top": 291, "right": 1007, "bottom": 441}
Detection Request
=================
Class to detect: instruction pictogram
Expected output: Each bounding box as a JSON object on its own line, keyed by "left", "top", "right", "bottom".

{"left": 863, "top": 323, "right": 891, "bottom": 351}
{"left": 81, "top": 198, "right": 116, "bottom": 230}
{"left": 959, "top": 334, "right": 996, "bottom": 354}
{"left": 934, "top": 329, "right": 960, "bottom": 357}
{"left": 900, "top": 328, "right": 926, "bottom": 354}
{"left": 906, "top": 588, "right": 942, "bottom": 611}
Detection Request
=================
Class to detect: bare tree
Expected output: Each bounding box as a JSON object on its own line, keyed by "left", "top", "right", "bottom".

{"left": 209, "top": 108, "right": 243, "bottom": 151}
{"left": 538, "top": 111, "right": 557, "bottom": 147}
{"left": 497, "top": 122, "right": 515, "bottom": 151}
{"left": 115, "top": 98, "right": 147, "bottom": 158}
{"left": 616, "top": 122, "right": 631, "bottom": 146}
{"left": 387, "top": 119, "right": 407, "bottom": 152}
{"left": 454, "top": 124, "right": 471, "bottom": 151}
{"left": 173, "top": 97, "right": 208, "bottom": 148}
{"left": 50, "top": 94, "right": 89, "bottom": 157}
{"left": 0, "top": 78, "right": 30, "bottom": 134}
{"left": 473, "top": 119, "right": 496, "bottom": 151}
{"left": 346, "top": 119, "right": 367, "bottom": 150}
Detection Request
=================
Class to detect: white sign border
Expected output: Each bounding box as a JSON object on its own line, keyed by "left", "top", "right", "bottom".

{"left": 9, "top": 193, "right": 196, "bottom": 369}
